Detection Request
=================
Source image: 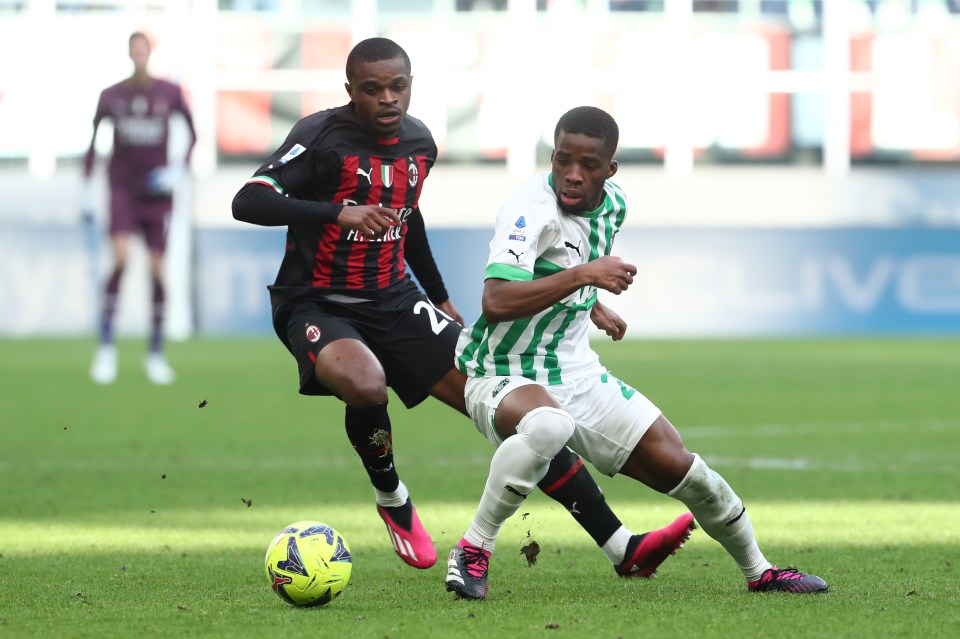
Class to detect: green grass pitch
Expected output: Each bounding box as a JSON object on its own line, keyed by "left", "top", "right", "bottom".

{"left": 1, "top": 337, "right": 958, "bottom": 638}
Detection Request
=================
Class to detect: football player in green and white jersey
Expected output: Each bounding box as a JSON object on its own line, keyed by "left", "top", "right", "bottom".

{"left": 445, "top": 106, "right": 828, "bottom": 601}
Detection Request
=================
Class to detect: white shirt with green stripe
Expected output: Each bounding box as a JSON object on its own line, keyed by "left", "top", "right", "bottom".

{"left": 455, "top": 172, "right": 628, "bottom": 385}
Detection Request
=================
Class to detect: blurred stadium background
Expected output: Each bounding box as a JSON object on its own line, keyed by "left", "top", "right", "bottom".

{"left": 2, "top": 0, "right": 959, "bottom": 340}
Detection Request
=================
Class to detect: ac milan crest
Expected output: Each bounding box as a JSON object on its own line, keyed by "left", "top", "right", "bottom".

{"left": 407, "top": 162, "right": 418, "bottom": 187}
{"left": 305, "top": 325, "right": 321, "bottom": 343}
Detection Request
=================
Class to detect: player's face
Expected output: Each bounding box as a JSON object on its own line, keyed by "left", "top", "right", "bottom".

{"left": 345, "top": 57, "right": 412, "bottom": 138}
{"left": 550, "top": 131, "right": 618, "bottom": 214}
{"left": 129, "top": 36, "right": 151, "bottom": 74}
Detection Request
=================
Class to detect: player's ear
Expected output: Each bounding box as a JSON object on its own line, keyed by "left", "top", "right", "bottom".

{"left": 607, "top": 159, "right": 618, "bottom": 178}
{"left": 344, "top": 82, "right": 353, "bottom": 100}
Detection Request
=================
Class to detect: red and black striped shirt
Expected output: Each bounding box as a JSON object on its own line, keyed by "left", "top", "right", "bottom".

{"left": 232, "top": 104, "right": 447, "bottom": 306}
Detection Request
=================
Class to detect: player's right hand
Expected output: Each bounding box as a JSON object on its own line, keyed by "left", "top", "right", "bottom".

{"left": 146, "top": 165, "right": 184, "bottom": 196}
{"left": 584, "top": 255, "right": 637, "bottom": 294}
{"left": 337, "top": 205, "right": 402, "bottom": 239}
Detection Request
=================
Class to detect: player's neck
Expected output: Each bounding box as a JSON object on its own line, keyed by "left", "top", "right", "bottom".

{"left": 129, "top": 70, "right": 153, "bottom": 88}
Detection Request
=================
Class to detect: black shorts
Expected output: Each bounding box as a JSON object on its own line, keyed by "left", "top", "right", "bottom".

{"left": 275, "top": 292, "right": 462, "bottom": 408}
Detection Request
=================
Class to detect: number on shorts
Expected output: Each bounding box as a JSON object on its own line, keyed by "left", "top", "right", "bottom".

{"left": 601, "top": 373, "right": 636, "bottom": 400}
{"left": 413, "top": 301, "right": 450, "bottom": 335}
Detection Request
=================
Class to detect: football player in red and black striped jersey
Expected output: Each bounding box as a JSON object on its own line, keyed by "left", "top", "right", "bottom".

{"left": 233, "top": 38, "right": 659, "bottom": 576}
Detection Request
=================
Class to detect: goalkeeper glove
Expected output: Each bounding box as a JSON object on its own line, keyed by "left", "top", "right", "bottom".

{"left": 146, "top": 165, "right": 185, "bottom": 196}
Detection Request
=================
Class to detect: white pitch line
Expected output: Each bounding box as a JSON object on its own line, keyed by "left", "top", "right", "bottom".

{"left": 703, "top": 455, "right": 960, "bottom": 474}
{"left": 680, "top": 418, "right": 960, "bottom": 439}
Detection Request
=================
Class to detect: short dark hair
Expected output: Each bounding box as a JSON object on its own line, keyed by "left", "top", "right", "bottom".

{"left": 345, "top": 37, "right": 411, "bottom": 80}
{"left": 554, "top": 106, "right": 619, "bottom": 159}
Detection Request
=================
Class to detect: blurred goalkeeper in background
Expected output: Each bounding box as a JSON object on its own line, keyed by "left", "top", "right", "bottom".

{"left": 233, "top": 37, "right": 691, "bottom": 577}
{"left": 82, "top": 31, "right": 197, "bottom": 385}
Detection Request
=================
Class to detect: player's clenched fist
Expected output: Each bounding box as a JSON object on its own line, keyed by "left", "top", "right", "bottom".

{"left": 583, "top": 255, "right": 637, "bottom": 294}
{"left": 336, "top": 205, "right": 402, "bottom": 238}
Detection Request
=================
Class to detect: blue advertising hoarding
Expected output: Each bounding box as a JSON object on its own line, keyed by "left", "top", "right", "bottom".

{"left": 191, "top": 227, "right": 960, "bottom": 337}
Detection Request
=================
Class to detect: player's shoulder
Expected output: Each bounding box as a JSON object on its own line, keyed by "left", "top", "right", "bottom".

{"left": 519, "top": 172, "right": 560, "bottom": 209}
{"left": 398, "top": 113, "right": 438, "bottom": 155}
{"left": 497, "top": 173, "right": 558, "bottom": 225}
{"left": 602, "top": 177, "right": 629, "bottom": 212}
{"left": 100, "top": 79, "right": 128, "bottom": 97}
{"left": 153, "top": 78, "right": 181, "bottom": 90}
{"left": 400, "top": 112, "right": 433, "bottom": 138}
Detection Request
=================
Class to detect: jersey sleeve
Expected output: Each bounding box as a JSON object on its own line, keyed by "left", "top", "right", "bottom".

{"left": 236, "top": 118, "right": 344, "bottom": 224}
{"left": 92, "top": 89, "right": 109, "bottom": 126}
{"left": 172, "top": 84, "right": 198, "bottom": 164}
{"left": 246, "top": 115, "right": 339, "bottom": 198}
{"left": 484, "top": 198, "right": 556, "bottom": 282}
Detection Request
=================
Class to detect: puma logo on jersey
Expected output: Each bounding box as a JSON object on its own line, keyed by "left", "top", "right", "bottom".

{"left": 356, "top": 167, "right": 372, "bottom": 184}
{"left": 564, "top": 240, "right": 581, "bottom": 257}
{"left": 508, "top": 249, "right": 524, "bottom": 263}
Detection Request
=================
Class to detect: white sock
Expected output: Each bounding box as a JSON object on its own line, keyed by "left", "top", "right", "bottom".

{"left": 464, "top": 407, "right": 575, "bottom": 552}
{"left": 464, "top": 435, "right": 551, "bottom": 552}
{"left": 668, "top": 454, "right": 772, "bottom": 581}
{"left": 374, "top": 480, "right": 410, "bottom": 508}
{"left": 601, "top": 526, "right": 633, "bottom": 564}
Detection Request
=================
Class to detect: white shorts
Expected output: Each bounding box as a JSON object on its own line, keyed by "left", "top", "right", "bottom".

{"left": 463, "top": 371, "right": 662, "bottom": 476}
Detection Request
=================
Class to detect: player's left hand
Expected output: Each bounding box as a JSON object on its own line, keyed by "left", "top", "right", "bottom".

{"left": 590, "top": 301, "right": 626, "bottom": 341}
{"left": 435, "top": 299, "right": 464, "bottom": 326}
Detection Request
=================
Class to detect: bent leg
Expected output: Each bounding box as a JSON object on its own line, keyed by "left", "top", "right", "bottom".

{"left": 460, "top": 377, "right": 633, "bottom": 562}
{"left": 316, "top": 337, "right": 436, "bottom": 568}
{"left": 315, "top": 339, "right": 398, "bottom": 491}
{"left": 621, "top": 415, "right": 771, "bottom": 582}
{"left": 668, "top": 452, "right": 770, "bottom": 581}
{"left": 618, "top": 414, "right": 694, "bottom": 493}
{"left": 463, "top": 384, "right": 574, "bottom": 551}
{"left": 314, "top": 338, "right": 388, "bottom": 406}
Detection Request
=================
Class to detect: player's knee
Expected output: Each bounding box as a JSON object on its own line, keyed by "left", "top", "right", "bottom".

{"left": 338, "top": 380, "right": 388, "bottom": 407}
{"left": 321, "top": 367, "right": 387, "bottom": 406}
{"left": 669, "top": 454, "right": 739, "bottom": 510}
{"left": 515, "top": 407, "right": 575, "bottom": 460}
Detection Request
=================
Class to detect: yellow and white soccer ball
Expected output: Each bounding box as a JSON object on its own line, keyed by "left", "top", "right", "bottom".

{"left": 264, "top": 520, "right": 352, "bottom": 607}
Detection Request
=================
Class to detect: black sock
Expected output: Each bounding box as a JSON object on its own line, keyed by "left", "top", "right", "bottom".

{"left": 538, "top": 447, "right": 622, "bottom": 546}
{"left": 344, "top": 403, "right": 399, "bottom": 493}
